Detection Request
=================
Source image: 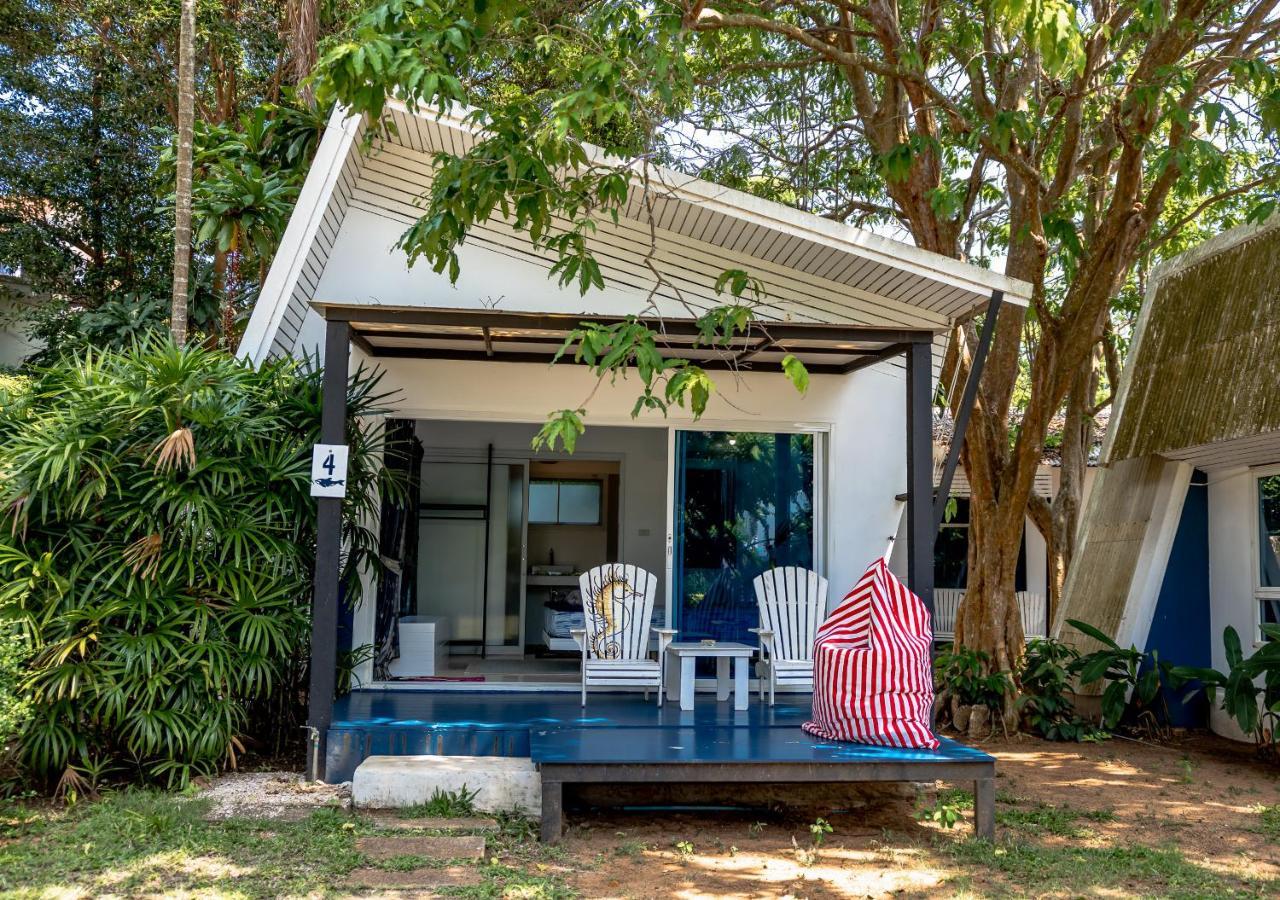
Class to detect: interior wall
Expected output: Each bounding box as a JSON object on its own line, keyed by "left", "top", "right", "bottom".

{"left": 412, "top": 419, "right": 669, "bottom": 595}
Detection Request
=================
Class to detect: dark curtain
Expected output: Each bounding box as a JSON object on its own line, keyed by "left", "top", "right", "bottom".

{"left": 373, "top": 419, "right": 422, "bottom": 680}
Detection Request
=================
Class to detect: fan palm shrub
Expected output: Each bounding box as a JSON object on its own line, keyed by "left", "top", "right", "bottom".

{"left": 0, "top": 341, "right": 395, "bottom": 786}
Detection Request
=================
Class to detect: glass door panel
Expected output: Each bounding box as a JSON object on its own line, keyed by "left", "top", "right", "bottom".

{"left": 417, "top": 459, "right": 526, "bottom": 654}
{"left": 672, "top": 431, "right": 816, "bottom": 644}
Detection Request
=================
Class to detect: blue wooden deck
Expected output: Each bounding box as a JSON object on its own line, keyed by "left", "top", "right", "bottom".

{"left": 530, "top": 726, "right": 990, "bottom": 766}
{"left": 326, "top": 689, "right": 992, "bottom": 783}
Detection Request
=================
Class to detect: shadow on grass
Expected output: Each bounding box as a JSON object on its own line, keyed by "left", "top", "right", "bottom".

{"left": 934, "top": 835, "right": 1278, "bottom": 899}
{"left": 0, "top": 791, "right": 565, "bottom": 899}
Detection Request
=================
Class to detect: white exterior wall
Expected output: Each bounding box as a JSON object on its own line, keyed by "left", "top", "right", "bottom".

{"left": 1206, "top": 467, "right": 1260, "bottom": 741}
{"left": 1024, "top": 515, "right": 1048, "bottom": 603}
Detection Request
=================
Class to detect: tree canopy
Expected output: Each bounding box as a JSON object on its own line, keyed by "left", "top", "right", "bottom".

{"left": 311, "top": 0, "right": 1280, "bottom": 682}
{"left": 0, "top": 0, "right": 354, "bottom": 355}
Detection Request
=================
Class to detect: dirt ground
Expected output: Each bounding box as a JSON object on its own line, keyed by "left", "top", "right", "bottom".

{"left": 543, "top": 733, "right": 1280, "bottom": 899}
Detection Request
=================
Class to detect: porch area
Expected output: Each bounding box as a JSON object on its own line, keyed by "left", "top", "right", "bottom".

{"left": 329, "top": 688, "right": 997, "bottom": 841}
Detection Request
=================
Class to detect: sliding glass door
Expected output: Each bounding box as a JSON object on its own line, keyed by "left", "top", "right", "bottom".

{"left": 417, "top": 458, "right": 527, "bottom": 655}
{"left": 671, "top": 431, "right": 818, "bottom": 644}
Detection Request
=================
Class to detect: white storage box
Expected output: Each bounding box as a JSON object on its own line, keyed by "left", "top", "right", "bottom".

{"left": 388, "top": 615, "right": 449, "bottom": 677}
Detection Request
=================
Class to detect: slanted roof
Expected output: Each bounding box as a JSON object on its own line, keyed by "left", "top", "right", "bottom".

{"left": 1104, "top": 216, "right": 1280, "bottom": 470}
{"left": 240, "top": 101, "right": 1030, "bottom": 365}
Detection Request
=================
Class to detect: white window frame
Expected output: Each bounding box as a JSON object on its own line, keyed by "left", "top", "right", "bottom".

{"left": 1251, "top": 463, "right": 1280, "bottom": 644}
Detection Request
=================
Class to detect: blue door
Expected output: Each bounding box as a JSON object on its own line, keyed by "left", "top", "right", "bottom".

{"left": 672, "top": 431, "right": 816, "bottom": 644}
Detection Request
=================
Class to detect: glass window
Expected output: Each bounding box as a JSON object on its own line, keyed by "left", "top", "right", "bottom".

{"left": 528, "top": 479, "right": 602, "bottom": 525}
{"left": 529, "top": 481, "right": 559, "bottom": 524}
{"left": 1257, "top": 473, "right": 1280, "bottom": 589}
{"left": 557, "top": 482, "right": 601, "bottom": 524}
{"left": 672, "top": 431, "right": 816, "bottom": 645}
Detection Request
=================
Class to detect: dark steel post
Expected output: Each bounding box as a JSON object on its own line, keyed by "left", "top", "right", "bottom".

{"left": 906, "top": 339, "right": 935, "bottom": 618}
{"left": 306, "top": 318, "right": 349, "bottom": 781}
{"left": 933, "top": 290, "right": 1004, "bottom": 533}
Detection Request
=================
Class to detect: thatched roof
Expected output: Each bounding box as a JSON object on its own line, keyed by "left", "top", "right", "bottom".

{"left": 1104, "top": 217, "right": 1280, "bottom": 466}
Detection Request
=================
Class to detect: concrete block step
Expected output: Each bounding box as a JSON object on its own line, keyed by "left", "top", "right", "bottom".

{"left": 355, "top": 835, "right": 486, "bottom": 862}
{"left": 341, "top": 864, "right": 482, "bottom": 894}
{"left": 352, "top": 755, "right": 541, "bottom": 816}
{"left": 365, "top": 813, "right": 499, "bottom": 832}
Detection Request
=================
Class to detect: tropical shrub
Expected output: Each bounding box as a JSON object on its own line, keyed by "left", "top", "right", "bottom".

{"left": 935, "top": 645, "right": 1012, "bottom": 711}
{"left": 0, "top": 342, "right": 395, "bottom": 786}
{"left": 1068, "top": 619, "right": 1175, "bottom": 735}
{"left": 1173, "top": 625, "right": 1280, "bottom": 759}
{"left": 0, "top": 625, "right": 30, "bottom": 790}
{"left": 1018, "top": 637, "right": 1101, "bottom": 741}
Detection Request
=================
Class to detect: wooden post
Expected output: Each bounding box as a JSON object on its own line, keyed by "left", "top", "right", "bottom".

{"left": 306, "top": 318, "right": 349, "bottom": 781}
{"left": 906, "top": 339, "right": 935, "bottom": 618}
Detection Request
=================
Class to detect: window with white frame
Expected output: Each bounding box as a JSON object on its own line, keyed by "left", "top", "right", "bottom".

{"left": 1254, "top": 467, "right": 1280, "bottom": 640}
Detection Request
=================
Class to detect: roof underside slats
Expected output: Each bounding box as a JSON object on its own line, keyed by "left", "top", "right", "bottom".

{"left": 322, "top": 305, "right": 924, "bottom": 375}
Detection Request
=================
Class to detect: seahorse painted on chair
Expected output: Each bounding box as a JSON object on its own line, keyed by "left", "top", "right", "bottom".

{"left": 588, "top": 566, "right": 639, "bottom": 659}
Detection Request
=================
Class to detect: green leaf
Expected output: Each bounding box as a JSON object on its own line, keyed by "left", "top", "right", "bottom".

{"left": 780, "top": 354, "right": 810, "bottom": 394}
{"left": 1067, "top": 619, "right": 1121, "bottom": 651}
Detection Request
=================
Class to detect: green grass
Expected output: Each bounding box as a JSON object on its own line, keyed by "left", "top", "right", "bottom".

{"left": 995, "top": 801, "right": 1115, "bottom": 838}
{"left": 397, "top": 785, "right": 480, "bottom": 818}
{"left": 0, "top": 790, "right": 569, "bottom": 899}
{"left": 1258, "top": 804, "right": 1280, "bottom": 842}
{"left": 1, "top": 785, "right": 1275, "bottom": 899}
{"left": 940, "top": 838, "right": 1279, "bottom": 899}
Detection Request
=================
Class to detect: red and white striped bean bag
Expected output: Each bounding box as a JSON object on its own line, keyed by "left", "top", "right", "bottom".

{"left": 803, "top": 557, "right": 939, "bottom": 749}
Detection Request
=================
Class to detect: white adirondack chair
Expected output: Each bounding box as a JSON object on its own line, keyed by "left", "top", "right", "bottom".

{"left": 571, "top": 564, "right": 675, "bottom": 707}
{"left": 749, "top": 566, "right": 829, "bottom": 705}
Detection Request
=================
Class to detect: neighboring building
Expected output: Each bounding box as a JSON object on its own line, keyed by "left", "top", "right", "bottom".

{"left": 239, "top": 101, "right": 1031, "bottom": 781}
{"left": 927, "top": 451, "right": 1055, "bottom": 640}
{"left": 1056, "top": 216, "right": 1280, "bottom": 739}
{"left": 0, "top": 270, "right": 42, "bottom": 367}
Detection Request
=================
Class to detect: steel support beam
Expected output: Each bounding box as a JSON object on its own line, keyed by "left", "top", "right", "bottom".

{"left": 905, "top": 339, "right": 935, "bottom": 617}
{"left": 305, "top": 318, "right": 349, "bottom": 781}
{"left": 932, "top": 290, "right": 1004, "bottom": 534}
{"left": 317, "top": 303, "right": 935, "bottom": 346}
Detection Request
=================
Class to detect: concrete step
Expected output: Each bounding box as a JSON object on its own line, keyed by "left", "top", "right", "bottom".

{"left": 355, "top": 835, "right": 486, "bottom": 862}
{"left": 365, "top": 813, "right": 499, "bottom": 832}
{"left": 341, "top": 864, "right": 482, "bottom": 894}
{"left": 352, "top": 755, "right": 541, "bottom": 817}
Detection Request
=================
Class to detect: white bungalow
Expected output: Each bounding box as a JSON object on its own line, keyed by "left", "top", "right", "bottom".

{"left": 239, "top": 101, "right": 1030, "bottom": 784}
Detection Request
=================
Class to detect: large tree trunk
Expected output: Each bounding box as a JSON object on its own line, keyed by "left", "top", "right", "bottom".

{"left": 170, "top": 0, "right": 196, "bottom": 345}
{"left": 288, "top": 0, "right": 319, "bottom": 103}
{"left": 1046, "top": 354, "right": 1098, "bottom": 617}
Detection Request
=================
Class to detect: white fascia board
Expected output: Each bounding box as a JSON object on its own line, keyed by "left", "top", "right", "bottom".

{"left": 237, "top": 106, "right": 362, "bottom": 365}
{"left": 384, "top": 99, "right": 1033, "bottom": 310}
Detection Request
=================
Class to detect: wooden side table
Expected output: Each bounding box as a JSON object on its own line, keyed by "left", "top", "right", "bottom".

{"left": 664, "top": 642, "right": 756, "bottom": 711}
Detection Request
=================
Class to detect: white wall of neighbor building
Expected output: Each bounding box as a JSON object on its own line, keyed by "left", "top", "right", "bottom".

{"left": 1206, "top": 466, "right": 1263, "bottom": 741}
{"left": 1023, "top": 518, "right": 1049, "bottom": 608}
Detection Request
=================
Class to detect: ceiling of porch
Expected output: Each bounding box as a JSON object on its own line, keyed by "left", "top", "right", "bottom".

{"left": 319, "top": 305, "right": 926, "bottom": 376}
